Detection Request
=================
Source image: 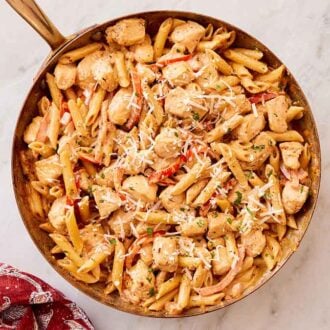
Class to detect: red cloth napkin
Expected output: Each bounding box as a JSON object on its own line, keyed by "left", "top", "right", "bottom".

{"left": 0, "top": 263, "right": 94, "bottom": 329}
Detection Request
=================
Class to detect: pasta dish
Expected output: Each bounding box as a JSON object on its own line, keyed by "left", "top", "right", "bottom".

{"left": 20, "top": 17, "right": 311, "bottom": 315}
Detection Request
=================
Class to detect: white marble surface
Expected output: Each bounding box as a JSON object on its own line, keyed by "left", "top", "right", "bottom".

{"left": 0, "top": 0, "right": 329, "bottom": 329}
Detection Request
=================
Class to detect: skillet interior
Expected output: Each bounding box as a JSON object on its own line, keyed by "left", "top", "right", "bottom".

{"left": 12, "top": 10, "right": 321, "bottom": 317}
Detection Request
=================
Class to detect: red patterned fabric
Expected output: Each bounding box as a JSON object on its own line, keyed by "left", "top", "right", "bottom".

{"left": 0, "top": 263, "right": 94, "bottom": 329}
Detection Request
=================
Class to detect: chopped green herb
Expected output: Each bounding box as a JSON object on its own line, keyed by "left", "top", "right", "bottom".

{"left": 87, "top": 185, "right": 93, "bottom": 197}
{"left": 146, "top": 227, "right": 153, "bottom": 236}
{"left": 176, "top": 48, "right": 181, "bottom": 53}
{"left": 100, "top": 173, "right": 105, "bottom": 179}
{"left": 146, "top": 276, "right": 152, "bottom": 283}
{"left": 252, "top": 144, "right": 265, "bottom": 152}
{"left": 180, "top": 207, "right": 185, "bottom": 212}
{"left": 246, "top": 171, "right": 254, "bottom": 179}
{"left": 129, "top": 186, "right": 135, "bottom": 191}
{"left": 192, "top": 112, "right": 200, "bottom": 121}
{"left": 210, "top": 251, "right": 215, "bottom": 259}
{"left": 196, "top": 219, "right": 205, "bottom": 228}
{"left": 109, "top": 238, "right": 117, "bottom": 245}
{"left": 246, "top": 207, "right": 254, "bottom": 217}
{"left": 273, "top": 113, "right": 278, "bottom": 117}
{"left": 99, "top": 199, "right": 105, "bottom": 203}
{"left": 87, "top": 148, "right": 93, "bottom": 153}
{"left": 267, "top": 170, "right": 273, "bottom": 178}
{"left": 213, "top": 211, "right": 218, "bottom": 218}
{"left": 215, "top": 84, "right": 221, "bottom": 90}
{"left": 226, "top": 127, "right": 232, "bottom": 134}
{"left": 234, "top": 191, "right": 242, "bottom": 206}
{"left": 174, "top": 131, "right": 179, "bottom": 137}
{"left": 300, "top": 185, "right": 304, "bottom": 193}
{"left": 149, "top": 287, "right": 155, "bottom": 297}
{"left": 226, "top": 217, "right": 233, "bottom": 225}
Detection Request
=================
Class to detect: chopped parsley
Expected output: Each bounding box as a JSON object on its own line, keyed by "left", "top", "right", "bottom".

{"left": 267, "top": 170, "right": 273, "bottom": 178}
{"left": 149, "top": 287, "right": 155, "bottom": 297}
{"left": 226, "top": 217, "right": 233, "bottom": 225}
{"left": 109, "top": 238, "right": 117, "bottom": 245}
{"left": 246, "top": 207, "right": 254, "bottom": 217}
{"left": 146, "top": 227, "right": 154, "bottom": 236}
{"left": 180, "top": 207, "right": 186, "bottom": 212}
{"left": 100, "top": 172, "right": 105, "bottom": 179}
{"left": 99, "top": 199, "right": 105, "bottom": 203}
{"left": 196, "top": 219, "right": 205, "bottom": 228}
{"left": 212, "top": 211, "right": 218, "bottom": 218}
{"left": 174, "top": 131, "right": 179, "bottom": 137}
{"left": 192, "top": 112, "right": 200, "bottom": 121}
{"left": 252, "top": 144, "right": 265, "bottom": 152}
{"left": 146, "top": 276, "right": 152, "bottom": 283}
{"left": 234, "top": 191, "right": 242, "bottom": 206}
{"left": 226, "top": 127, "right": 232, "bottom": 134}
{"left": 246, "top": 171, "right": 254, "bottom": 179}
{"left": 129, "top": 186, "right": 135, "bottom": 191}
{"left": 210, "top": 251, "right": 215, "bottom": 259}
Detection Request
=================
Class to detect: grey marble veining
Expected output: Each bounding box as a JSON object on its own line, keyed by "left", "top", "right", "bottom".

{"left": 0, "top": 1, "right": 329, "bottom": 329}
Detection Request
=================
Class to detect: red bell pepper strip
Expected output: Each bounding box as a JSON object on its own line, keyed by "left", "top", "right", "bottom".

{"left": 248, "top": 92, "right": 278, "bottom": 104}
{"left": 157, "top": 54, "right": 192, "bottom": 67}
{"left": 124, "top": 71, "right": 143, "bottom": 131}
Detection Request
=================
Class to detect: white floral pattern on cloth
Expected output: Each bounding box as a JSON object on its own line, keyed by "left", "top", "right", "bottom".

{"left": 0, "top": 263, "right": 94, "bottom": 330}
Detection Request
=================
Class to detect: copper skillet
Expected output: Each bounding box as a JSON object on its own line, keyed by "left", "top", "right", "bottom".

{"left": 7, "top": 0, "right": 321, "bottom": 318}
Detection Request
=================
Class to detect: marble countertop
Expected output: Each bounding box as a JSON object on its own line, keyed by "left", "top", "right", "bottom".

{"left": 0, "top": 0, "right": 329, "bottom": 329}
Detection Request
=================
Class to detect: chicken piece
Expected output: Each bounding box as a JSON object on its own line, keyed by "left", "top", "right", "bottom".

{"left": 80, "top": 224, "right": 112, "bottom": 256}
{"left": 91, "top": 54, "right": 118, "bottom": 92}
{"left": 181, "top": 217, "right": 208, "bottom": 237}
{"left": 108, "top": 87, "right": 132, "bottom": 125}
{"left": 170, "top": 21, "right": 205, "bottom": 53}
{"left": 165, "top": 87, "right": 206, "bottom": 119}
{"left": 154, "top": 128, "right": 182, "bottom": 158}
{"left": 35, "top": 154, "right": 62, "bottom": 184}
{"left": 159, "top": 185, "right": 185, "bottom": 213}
{"left": 282, "top": 181, "right": 309, "bottom": 214}
{"left": 23, "top": 116, "right": 42, "bottom": 144}
{"left": 194, "top": 53, "right": 219, "bottom": 90}
{"left": 122, "top": 175, "right": 158, "bottom": 203}
{"left": 241, "top": 229, "right": 266, "bottom": 257}
{"left": 266, "top": 95, "right": 288, "bottom": 133}
{"left": 108, "top": 209, "right": 133, "bottom": 239}
{"left": 92, "top": 185, "right": 122, "bottom": 219}
{"left": 130, "top": 35, "right": 154, "bottom": 63}
{"left": 238, "top": 132, "right": 276, "bottom": 170}
{"left": 212, "top": 245, "right": 231, "bottom": 275}
{"left": 106, "top": 18, "right": 146, "bottom": 46}
{"left": 54, "top": 63, "right": 77, "bottom": 90}
{"left": 150, "top": 155, "right": 178, "bottom": 171}
{"left": 207, "top": 213, "right": 234, "bottom": 239}
{"left": 48, "top": 197, "right": 67, "bottom": 233}
{"left": 127, "top": 259, "right": 155, "bottom": 302}
{"left": 76, "top": 50, "right": 103, "bottom": 88}
{"left": 121, "top": 149, "right": 153, "bottom": 175}
{"left": 136, "top": 63, "right": 157, "bottom": 84}
{"left": 234, "top": 110, "right": 266, "bottom": 143}
{"left": 162, "top": 61, "right": 194, "bottom": 87}
{"left": 279, "top": 142, "right": 303, "bottom": 170}
{"left": 153, "top": 237, "right": 178, "bottom": 272}
{"left": 140, "top": 244, "right": 153, "bottom": 266}
{"left": 95, "top": 163, "right": 117, "bottom": 187}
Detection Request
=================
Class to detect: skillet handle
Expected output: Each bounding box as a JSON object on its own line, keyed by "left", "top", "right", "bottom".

{"left": 6, "top": 0, "right": 66, "bottom": 50}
